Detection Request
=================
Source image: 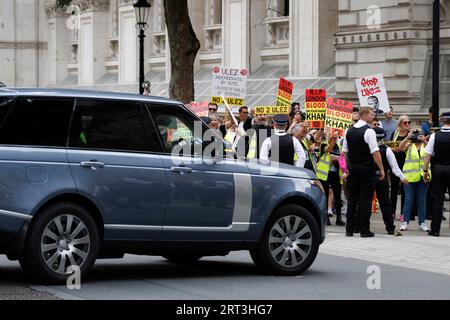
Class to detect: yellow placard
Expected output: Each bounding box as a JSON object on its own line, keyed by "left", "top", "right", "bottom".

{"left": 386, "top": 141, "right": 400, "bottom": 148}
{"left": 305, "top": 101, "right": 327, "bottom": 129}
{"left": 254, "top": 106, "right": 289, "bottom": 115}
{"left": 211, "top": 96, "right": 245, "bottom": 106}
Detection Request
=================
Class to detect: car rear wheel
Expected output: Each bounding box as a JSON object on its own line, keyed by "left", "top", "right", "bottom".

{"left": 19, "top": 202, "right": 99, "bottom": 284}
{"left": 250, "top": 204, "right": 320, "bottom": 276}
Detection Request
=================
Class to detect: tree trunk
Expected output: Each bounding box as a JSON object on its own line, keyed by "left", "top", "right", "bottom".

{"left": 164, "top": 0, "right": 200, "bottom": 103}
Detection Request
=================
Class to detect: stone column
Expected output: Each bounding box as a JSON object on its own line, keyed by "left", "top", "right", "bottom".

{"left": 77, "top": 0, "right": 109, "bottom": 85}
{"left": 290, "top": 0, "right": 319, "bottom": 77}
{"left": 290, "top": 0, "right": 337, "bottom": 77}
{"left": 45, "top": 0, "right": 72, "bottom": 86}
{"left": 223, "top": 0, "right": 249, "bottom": 69}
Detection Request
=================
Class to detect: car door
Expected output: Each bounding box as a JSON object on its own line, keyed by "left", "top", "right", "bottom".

{"left": 67, "top": 99, "right": 166, "bottom": 242}
{"left": 148, "top": 106, "right": 252, "bottom": 241}
{"left": 0, "top": 96, "right": 76, "bottom": 227}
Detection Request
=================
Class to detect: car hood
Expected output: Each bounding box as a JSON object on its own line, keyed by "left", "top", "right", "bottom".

{"left": 248, "top": 161, "right": 317, "bottom": 180}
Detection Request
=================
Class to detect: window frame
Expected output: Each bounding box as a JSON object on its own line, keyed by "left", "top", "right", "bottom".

{"left": 0, "top": 96, "right": 75, "bottom": 149}
{"left": 146, "top": 104, "right": 212, "bottom": 157}
{"left": 67, "top": 98, "right": 164, "bottom": 155}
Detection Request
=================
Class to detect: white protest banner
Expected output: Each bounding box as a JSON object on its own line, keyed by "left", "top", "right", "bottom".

{"left": 355, "top": 73, "right": 390, "bottom": 113}
{"left": 211, "top": 66, "right": 248, "bottom": 106}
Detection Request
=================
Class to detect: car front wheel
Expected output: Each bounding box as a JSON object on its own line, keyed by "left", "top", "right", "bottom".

{"left": 250, "top": 204, "right": 320, "bottom": 276}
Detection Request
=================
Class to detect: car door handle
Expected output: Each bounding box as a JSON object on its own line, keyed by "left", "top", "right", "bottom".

{"left": 170, "top": 167, "right": 193, "bottom": 174}
{"left": 80, "top": 161, "right": 105, "bottom": 170}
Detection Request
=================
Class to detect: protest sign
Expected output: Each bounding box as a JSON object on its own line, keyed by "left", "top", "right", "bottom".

{"left": 254, "top": 106, "right": 290, "bottom": 115}
{"left": 355, "top": 73, "right": 390, "bottom": 113}
{"left": 276, "top": 78, "right": 293, "bottom": 106}
{"left": 325, "top": 97, "right": 353, "bottom": 137}
{"left": 305, "top": 89, "right": 327, "bottom": 128}
{"left": 187, "top": 101, "right": 209, "bottom": 117}
{"left": 386, "top": 141, "right": 400, "bottom": 149}
{"left": 211, "top": 66, "right": 248, "bottom": 106}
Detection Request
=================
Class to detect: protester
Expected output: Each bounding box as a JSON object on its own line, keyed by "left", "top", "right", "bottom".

{"left": 209, "top": 115, "right": 221, "bottom": 130}
{"left": 389, "top": 115, "right": 411, "bottom": 219}
{"left": 291, "top": 122, "right": 317, "bottom": 173}
{"left": 351, "top": 107, "right": 360, "bottom": 124}
{"left": 423, "top": 112, "right": 450, "bottom": 237}
{"left": 317, "top": 132, "right": 345, "bottom": 226}
{"left": 398, "top": 128, "right": 430, "bottom": 231}
{"left": 247, "top": 114, "right": 272, "bottom": 160}
{"left": 208, "top": 103, "right": 219, "bottom": 116}
{"left": 373, "top": 127, "right": 408, "bottom": 234}
{"left": 381, "top": 106, "right": 397, "bottom": 141}
{"left": 373, "top": 117, "right": 382, "bottom": 128}
{"left": 260, "top": 114, "right": 306, "bottom": 167}
{"left": 344, "top": 107, "right": 385, "bottom": 238}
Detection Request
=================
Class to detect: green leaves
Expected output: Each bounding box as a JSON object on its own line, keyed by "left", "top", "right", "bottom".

{"left": 56, "top": 0, "right": 72, "bottom": 8}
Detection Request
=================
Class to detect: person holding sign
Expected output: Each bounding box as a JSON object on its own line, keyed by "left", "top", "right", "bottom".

{"left": 343, "top": 107, "right": 385, "bottom": 238}
{"left": 318, "top": 132, "right": 345, "bottom": 227}
{"left": 260, "top": 114, "right": 306, "bottom": 167}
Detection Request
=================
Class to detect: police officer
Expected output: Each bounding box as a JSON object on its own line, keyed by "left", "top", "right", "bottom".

{"left": 373, "top": 126, "right": 409, "bottom": 234}
{"left": 422, "top": 112, "right": 450, "bottom": 237}
{"left": 260, "top": 114, "right": 306, "bottom": 167}
{"left": 343, "top": 107, "right": 385, "bottom": 237}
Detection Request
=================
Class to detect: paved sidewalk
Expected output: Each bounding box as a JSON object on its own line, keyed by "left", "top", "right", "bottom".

{"left": 323, "top": 209, "right": 450, "bottom": 275}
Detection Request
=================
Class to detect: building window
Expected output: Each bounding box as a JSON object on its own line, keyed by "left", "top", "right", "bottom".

{"left": 268, "top": 0, "right": 290, "bottom": 18}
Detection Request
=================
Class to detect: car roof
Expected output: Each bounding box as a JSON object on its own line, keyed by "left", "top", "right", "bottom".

{"left": 0, "top": 88, "right": 181, "bottom": 106}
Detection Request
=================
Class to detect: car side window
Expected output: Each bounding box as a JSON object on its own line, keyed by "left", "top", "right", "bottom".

{"left": 150, "top": 108, "right": 199, "bottom": 154}
{"left": 0, "top": 98, "right": 73, "bottom": 147}
{"left": 69, "top": 99, "right": 162, "bottom": 153}
{"left": 0, "top": 97, "right": 15, "bottom": 128}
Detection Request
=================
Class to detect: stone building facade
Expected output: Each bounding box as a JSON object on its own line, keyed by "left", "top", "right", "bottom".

{"left": 0, "top": 0, "right": 448, "bottom": 113}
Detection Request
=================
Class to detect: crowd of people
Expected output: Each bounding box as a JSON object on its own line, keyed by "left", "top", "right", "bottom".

{"left": 200, "top": 102, "right": 450, "bottom": 238}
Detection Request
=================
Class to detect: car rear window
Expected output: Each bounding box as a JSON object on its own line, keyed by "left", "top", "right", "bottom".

{"left": 0, "top": 98, "right": 74, "bottom": 147}
{"left": 0, "top": 97, "right": 15, "bottom": 128}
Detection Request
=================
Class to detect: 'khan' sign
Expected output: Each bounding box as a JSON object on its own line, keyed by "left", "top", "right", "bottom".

{"left": 305, "top": 89, "right": 327, "bottom": 128}
{"left": 325, "top": 97, "right": 353, "bottom": 137}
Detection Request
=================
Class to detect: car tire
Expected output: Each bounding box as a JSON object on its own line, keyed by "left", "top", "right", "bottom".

{"left": 19, "top": 202, "right": 99, "bottom": 284}
{"left": 250, "top": 204, "right": 320, "bottom": 276}
{"left": 163, "top": 254, "right": 203, "bottom": 264}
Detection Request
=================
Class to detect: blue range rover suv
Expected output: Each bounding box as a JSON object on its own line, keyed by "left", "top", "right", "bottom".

{"left": 0, "top": 88, "right": 327, "bottom": 283}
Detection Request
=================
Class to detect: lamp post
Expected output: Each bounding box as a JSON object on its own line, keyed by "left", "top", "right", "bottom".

{"left": 432, "top": 0, "right": 440, "bottom": 129}
{"left": 134, "top": 0, "right": 151, "bottom": 95}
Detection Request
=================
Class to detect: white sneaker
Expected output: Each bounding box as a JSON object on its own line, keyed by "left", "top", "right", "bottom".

{"left": 327, "top": 209, "right": 334, "bottom": 217}
{"left": 419, "top": 223, "right": 429, "bottom": 232}
{"left": 399, "top": 222, "right": 408, "bottom": 231}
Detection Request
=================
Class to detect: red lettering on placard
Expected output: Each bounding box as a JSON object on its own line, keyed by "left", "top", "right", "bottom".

{"left": 361, "top": 87, "right": 381, "bottom": 97}
{"left": 360, "top": 76, "right": 379, "bottom": 87}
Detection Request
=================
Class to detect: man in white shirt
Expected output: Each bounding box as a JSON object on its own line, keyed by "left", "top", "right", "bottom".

{"left": 343, "top": 107, "right": 385, "bottom": 238}
{"left": 422, "top": 112, "right": 450, "bottom": 236}
{"left": 260, "top": 114, "right": 306, "bottom": 167}
{"left": 373, "top": 127, "right": 409, "bottom": 234}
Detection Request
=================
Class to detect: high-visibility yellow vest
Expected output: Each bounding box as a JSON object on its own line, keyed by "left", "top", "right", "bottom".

{"left": 224, "top": 131, "right": 236, "bottom": 154}
{"left": 247, "top": 134, "right": 257, "bottom": 159}
{"left": 402, "top": 143, "right": 431, "bottom": 183}
{"left": 316, "top": 152, "right": 331, "bottom": 181}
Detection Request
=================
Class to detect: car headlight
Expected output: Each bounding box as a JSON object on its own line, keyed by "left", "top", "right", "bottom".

{"left": 309, "top": 179, "right": 325, "bottom": 194}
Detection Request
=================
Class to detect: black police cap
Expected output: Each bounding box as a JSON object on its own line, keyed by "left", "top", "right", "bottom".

{"left": 373, "top": 126, "right": 386, "bottom": 140}
{"left": 273, "top": 114, "right": 289, "bottom": 125}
